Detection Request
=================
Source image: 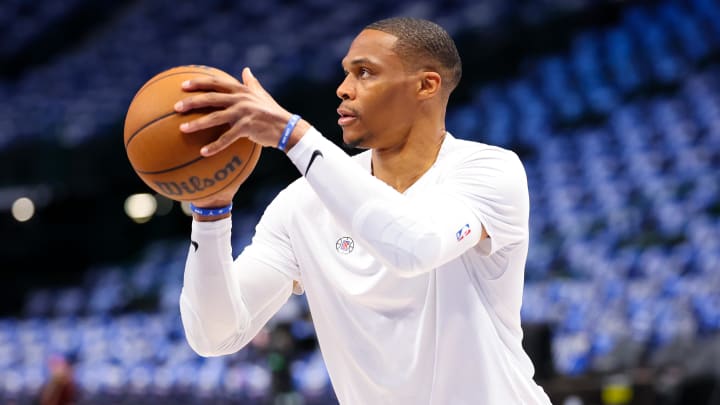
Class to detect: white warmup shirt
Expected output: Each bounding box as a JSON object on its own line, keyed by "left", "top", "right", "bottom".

{"left": 180, "top": 128, "right": 552, "bottom": 404}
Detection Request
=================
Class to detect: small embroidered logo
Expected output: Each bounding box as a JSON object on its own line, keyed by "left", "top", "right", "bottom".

{"left": 336, "top": 236, "right": 355, "bottom": 254}
{"left": 456, "top": 224, "right": 471, "bottom": 241}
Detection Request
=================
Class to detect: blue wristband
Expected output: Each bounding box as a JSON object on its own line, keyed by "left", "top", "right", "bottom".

{"left": 189, "top": 202, "right": 233, "bottom": 217}
{"left": 278, "top": 114, "right": 301, "bottom": 151}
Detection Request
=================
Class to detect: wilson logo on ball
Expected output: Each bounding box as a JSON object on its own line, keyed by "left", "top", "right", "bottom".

{"left": 153, "top": 155, "right": 244, "bottom": 196}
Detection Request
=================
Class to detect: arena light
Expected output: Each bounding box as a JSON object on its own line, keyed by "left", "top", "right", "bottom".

{"left": 124, "top": 193, "right": 157, "bottom": 223}
{"left": 180, "top": 201, "right": 192, "bottom": 216}
{"left": 0, "top": 185, "right": 52, "bottom": 212}
{"left": 11, "top": 197, "right": 35, "bottom": 222}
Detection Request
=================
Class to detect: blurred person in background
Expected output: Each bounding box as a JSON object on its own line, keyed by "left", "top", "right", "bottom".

{"left": 177, "top": 17, "right": 551, "bottom": 404}
{"left": 38, "top": 354, "right": 76, "bottom": 405}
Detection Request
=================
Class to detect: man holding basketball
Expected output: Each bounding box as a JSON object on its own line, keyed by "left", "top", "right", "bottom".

{"left": 176, "top": 17, "right": 552, "bottom": 404}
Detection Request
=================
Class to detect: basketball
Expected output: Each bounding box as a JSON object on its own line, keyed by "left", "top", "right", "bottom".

{"left": 123, "top": 65, "right": 262, "bottom": 202}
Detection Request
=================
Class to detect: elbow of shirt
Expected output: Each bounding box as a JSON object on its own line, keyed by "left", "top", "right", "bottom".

{"left": 185, "top": 335, "right": 226, "bottom": 358}
{"left": 183, "top": 326, "right": 249, "bottom": 358}
{"left": 190, "top": 338, "right": 244, "bottom": 358}
{"left": 179, "top": 296, "right": 251, "bottom": 357}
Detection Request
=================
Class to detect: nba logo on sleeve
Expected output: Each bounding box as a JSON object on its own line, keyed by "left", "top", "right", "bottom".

{"left": 456, "top": 224, "right": 471, "bottom": 241}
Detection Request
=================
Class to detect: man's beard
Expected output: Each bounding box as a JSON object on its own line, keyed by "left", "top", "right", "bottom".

{"left": 342, "top": 135, "right": 370, "bottom": 150}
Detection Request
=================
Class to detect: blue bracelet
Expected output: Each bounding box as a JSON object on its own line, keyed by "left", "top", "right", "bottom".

{"left": 278, "top": 114, "right": 301, "bottom": 151}
{"left": 189, "top": 202, "right": 233, "bottom": 217}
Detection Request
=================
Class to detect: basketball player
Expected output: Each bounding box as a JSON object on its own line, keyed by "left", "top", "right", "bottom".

{"left": 175, "top": 17, "right": 552, "bottom": 404}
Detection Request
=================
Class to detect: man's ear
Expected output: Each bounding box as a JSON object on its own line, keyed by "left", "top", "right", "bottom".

{"left": 417, "top": 71, "right": 441, "bottom": 100}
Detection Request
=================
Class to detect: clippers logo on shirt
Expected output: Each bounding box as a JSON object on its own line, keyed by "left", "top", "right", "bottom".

{"left": 336, "top": 236, "right": 355, "bottom": 254}
{"left": 456, "top": 224, "right": 471, "bottom": 242}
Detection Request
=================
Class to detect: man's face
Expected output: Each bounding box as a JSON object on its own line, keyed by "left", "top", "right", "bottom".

{"left": 336, "top": 29, "right": 420, "bottom": 149}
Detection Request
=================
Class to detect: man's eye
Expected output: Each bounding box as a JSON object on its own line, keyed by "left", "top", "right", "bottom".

{"left": 359, "top": 68, "right": 371, "bottom": 78}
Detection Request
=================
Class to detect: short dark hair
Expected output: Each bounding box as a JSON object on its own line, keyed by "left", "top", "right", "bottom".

{"left": 365, "top": 17, "right": 462, "bottom": 95}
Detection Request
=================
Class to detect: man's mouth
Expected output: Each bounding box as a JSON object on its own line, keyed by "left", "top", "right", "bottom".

{"left": 337, "top": 107, "right": 357, "bottom": 126}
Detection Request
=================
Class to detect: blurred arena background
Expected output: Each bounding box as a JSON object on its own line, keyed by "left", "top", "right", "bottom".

{"left": 1, "top": 0, "right": 719, "bottom": 404}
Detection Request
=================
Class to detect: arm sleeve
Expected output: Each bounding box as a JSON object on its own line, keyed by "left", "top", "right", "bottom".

{"left": 287, "top": 128, "right": 528, "bottom": 277}
{"left": 179, "top": 217, "right": 294, "bottom": 357}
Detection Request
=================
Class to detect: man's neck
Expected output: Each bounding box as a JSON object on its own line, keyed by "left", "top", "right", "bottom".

{"left": 371, "top": 127, "right": 446, "bottom": 193}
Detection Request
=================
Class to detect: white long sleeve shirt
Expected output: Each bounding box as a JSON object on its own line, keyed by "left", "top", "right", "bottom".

{"left": 180, "top": 128, "right": 552, "bottom": 404}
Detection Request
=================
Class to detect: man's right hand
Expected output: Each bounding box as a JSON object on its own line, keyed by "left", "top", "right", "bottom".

{"left": 174, "top": 67, "right": 310, "bottom": 155}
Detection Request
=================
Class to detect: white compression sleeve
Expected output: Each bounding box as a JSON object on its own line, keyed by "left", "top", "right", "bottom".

{"left": 180, "top": 217, "right": 293, "bottom": 357}
{"left": 287, "top": 128, "right": 484, "bottom": 276}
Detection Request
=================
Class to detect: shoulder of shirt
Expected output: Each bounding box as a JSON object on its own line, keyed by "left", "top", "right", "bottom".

{"left": 441, "top": 134, "right": 523, "bottom": 166}
{"left": 270, "top": 177, "right": 308, "bottom": 202}
{"left": 258, "top": 179, "right": 310, "bottom": 224}
{"left": 267, "top": 149, "right": 370, "bottom": 217}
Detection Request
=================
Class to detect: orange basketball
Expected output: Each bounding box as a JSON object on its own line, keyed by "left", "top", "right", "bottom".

{"left": 123, "top": 65, "right": 261, "bottom": 202}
